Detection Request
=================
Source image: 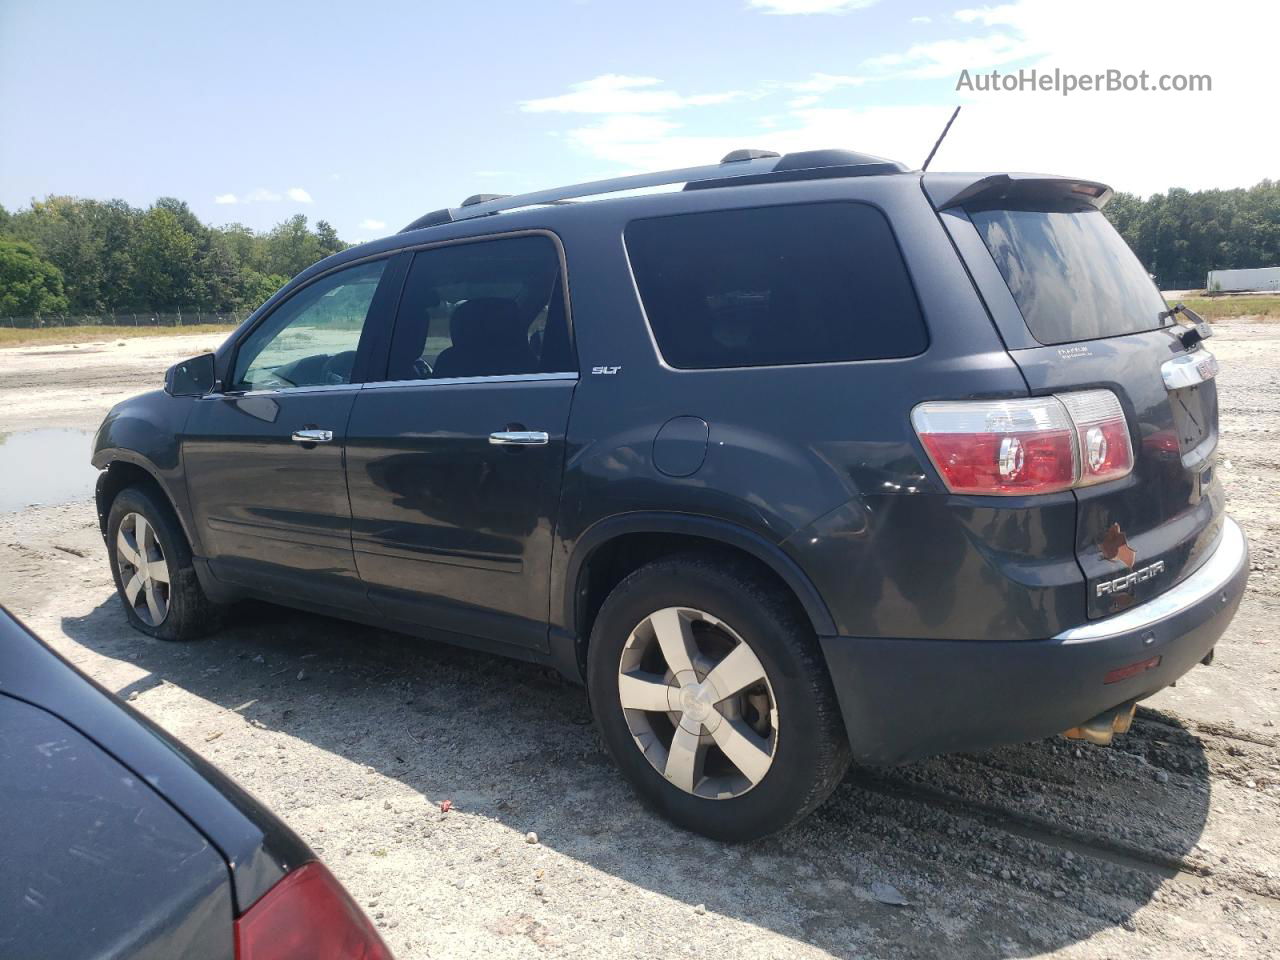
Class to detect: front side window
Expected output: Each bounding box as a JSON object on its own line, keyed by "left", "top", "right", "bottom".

{"left": 385, "top": 234, "right": 573, "bottom": 382}
{"left": 231, "top": 259, "right": 387, "bottom": 391}
{"left": 625, "top": 202, "right": 928, "bottom": 370}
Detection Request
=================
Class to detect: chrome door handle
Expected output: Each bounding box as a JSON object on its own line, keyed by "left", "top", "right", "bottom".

{"left": 291, "top": 429, "right": 334, "bottom": 443}
{"left": 489, "top": 430, "right": 549, "bottom": 446}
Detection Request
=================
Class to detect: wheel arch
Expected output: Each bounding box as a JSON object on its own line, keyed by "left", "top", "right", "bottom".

{"left": 562, "top": 513, "right": 837, "bottom": 672}
{"left": 95, "top": 454, "right": 200, "bottom": 555}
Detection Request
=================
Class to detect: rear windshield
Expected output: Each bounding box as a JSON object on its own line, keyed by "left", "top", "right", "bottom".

{"left": 970, "top": 207, "right": 1170, "bottom": 345}
{"left": 626, "top": 202, "right": 927, "bottom": 369}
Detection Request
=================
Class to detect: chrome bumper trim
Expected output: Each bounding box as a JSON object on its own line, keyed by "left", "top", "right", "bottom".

{"left": 1054, "top": 517, "right": 1246, "bottom": 643}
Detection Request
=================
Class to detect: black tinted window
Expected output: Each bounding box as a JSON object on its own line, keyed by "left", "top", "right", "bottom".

{"left": 385, "top": 235, "right": 573, "bottom": 381}
{"left": 625, "top": 203, "right": 926, "bottom": 369}
{"left": 971, "top": 207, "right": 1170, "bottom": 345}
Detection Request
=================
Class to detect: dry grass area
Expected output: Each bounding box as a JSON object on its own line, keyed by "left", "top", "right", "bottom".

{"left": 0, "top": 323, "right": 237, "bottom": 348}
{"left": 1174, "top": 295, "right": 1280, "bottom": 321}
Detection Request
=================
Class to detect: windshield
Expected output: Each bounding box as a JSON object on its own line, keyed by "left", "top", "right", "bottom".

{"left": 971, "top": 207, "right": 1171, "bottom": 345}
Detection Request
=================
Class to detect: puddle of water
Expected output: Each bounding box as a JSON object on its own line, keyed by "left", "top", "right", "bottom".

{"left": 0, "top": 429, "right": 98, "bottom": 512}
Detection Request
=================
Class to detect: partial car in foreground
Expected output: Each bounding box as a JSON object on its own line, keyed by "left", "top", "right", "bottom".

{"left": 0, "top": 606, "right": 391, "bottom": 959}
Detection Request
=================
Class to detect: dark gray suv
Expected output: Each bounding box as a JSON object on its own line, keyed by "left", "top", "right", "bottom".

{"left": 92, "top": 148, "right": 1249, "bottom": 840}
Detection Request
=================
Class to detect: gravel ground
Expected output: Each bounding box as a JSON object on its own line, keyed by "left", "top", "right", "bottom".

{"left": 1, "top": 329, "right": 1278, "bottom": 959}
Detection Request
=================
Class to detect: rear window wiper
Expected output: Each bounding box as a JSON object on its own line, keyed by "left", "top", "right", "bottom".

{"left": 1161, "top": 303, "right": 1213, "bottom": 348}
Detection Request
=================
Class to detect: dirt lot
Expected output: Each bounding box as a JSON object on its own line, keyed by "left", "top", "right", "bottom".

{"left": 1, "top": 330, "right": 1278, "bottom": 959}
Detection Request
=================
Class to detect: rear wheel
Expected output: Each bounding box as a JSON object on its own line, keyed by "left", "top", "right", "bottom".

{"left": 587, "top": 554, "right": 850, "bottom": 840}
{"left": 107, "top": 486, "right": 217, "bottom": 641}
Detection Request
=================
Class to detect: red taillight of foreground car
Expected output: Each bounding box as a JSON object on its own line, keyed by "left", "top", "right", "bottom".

{"left": 234, "top": 862, "right": 392, "bottom": 960}
{"left": 912, "top": 390, "right": 1134, "bottom": 496}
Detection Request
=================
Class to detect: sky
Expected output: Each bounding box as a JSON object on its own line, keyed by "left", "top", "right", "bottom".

{"left": 1, "top": 0, "right": 1276, "bottom": 243}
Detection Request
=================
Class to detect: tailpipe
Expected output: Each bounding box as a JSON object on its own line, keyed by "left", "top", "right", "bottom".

{"left": 1062, "top": 702, "right": 1137, "bottom": 746}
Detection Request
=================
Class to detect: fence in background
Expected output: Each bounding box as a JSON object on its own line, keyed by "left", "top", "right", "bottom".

{"left": 2, "top": 311, "right": 248, "bottom": 329}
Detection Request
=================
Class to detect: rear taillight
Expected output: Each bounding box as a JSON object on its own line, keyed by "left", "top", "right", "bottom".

{"left": 912, "top": 389, "right": 1134, "bottom": 496}
{"left": 234, "top": 862, "right": 392, "bottom": 960}
{"left": 1057, "top": 390, "right": 1134, "bottom": 486}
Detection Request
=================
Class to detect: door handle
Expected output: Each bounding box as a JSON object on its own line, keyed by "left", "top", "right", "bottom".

{"left": 291, "top": 429, "right": 334, "bottom": 444}
{"left": 488, "top": 430, "right": 550, "bottom": 446}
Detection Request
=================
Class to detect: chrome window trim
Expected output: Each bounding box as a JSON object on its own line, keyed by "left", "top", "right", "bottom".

{"left": 361, "top": 371, "right": 578, "bottom": 390}
{"left": 201, "top": 382, "right": 361, "bottom": 400}
{"left": 1054, "top": 516, "right": 1246, "bottom": 643}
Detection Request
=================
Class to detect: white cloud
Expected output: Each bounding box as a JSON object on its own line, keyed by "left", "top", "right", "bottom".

{"left": 359, "top": 218, "right": 387, "bottom": 231}
{"left": 863, "top": 33, "right": 1032, "bottom": 78}
{"left": 911, "top": 15, "right": 931, "bottom": 23}
{"left": 789, "top": 72, "right": 869, "bottom": 94}
{"left": 522, "top": 75, "right": 742, "bottom": 114}
{"left": 747, "top": 0, "right": 878, "bottom": 13}
{"left": 287, "top": 187, "right": 313, "bottom": 203}
{"left": 244, "top": 187, "right": 282, "bottom": 203}
{"left": 526, "top": 0, "right": 1280, "bottom": 197}
{"left": 213, "top": 193, "right": 238, "bottom": 205}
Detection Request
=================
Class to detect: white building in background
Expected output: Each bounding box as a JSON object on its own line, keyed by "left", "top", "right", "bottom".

{"left": 1206, "top": 267, "right": 1280, "bottom": 292}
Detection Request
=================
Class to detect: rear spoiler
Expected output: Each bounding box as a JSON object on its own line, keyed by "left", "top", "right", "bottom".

{"left": 923, "top": 173, "right": 1113, "bottom": 212}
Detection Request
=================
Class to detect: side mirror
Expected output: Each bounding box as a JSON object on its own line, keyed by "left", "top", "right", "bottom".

{"left": 165, "top": 353, "right": 217, "bottom": 397}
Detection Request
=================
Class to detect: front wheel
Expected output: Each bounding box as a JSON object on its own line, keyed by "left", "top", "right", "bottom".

{"left": 587, "top": 554, "right": 850, "bottom": 841}
{"left": 107, "top": 485, "right": 217, "bottom": 641}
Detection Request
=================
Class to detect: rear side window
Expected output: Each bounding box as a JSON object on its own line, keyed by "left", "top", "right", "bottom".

{"left": 625, "top": 202, "right": 927, "bottom": 369}
{"left": 385, "top": 234, "right": 574, "bottom": 381}
{"left": 970, "top": 207, "right": 1171, "bottom": 345}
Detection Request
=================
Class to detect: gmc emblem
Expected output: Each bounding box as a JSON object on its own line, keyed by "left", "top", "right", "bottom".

{"left": 1096, "top": 560, "right": 1166, "bottom": 597}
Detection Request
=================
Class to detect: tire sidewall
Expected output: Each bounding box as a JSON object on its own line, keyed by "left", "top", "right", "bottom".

{"left": 106, "top": 487, "right": 191, "bottom": 641}
{"left": 587, "top": 559, "right": 832, "bottom": 841}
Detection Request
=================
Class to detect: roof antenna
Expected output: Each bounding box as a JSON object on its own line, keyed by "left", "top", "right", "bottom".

{"left": 920, "top": 106, "right": 961, "bottom": 172}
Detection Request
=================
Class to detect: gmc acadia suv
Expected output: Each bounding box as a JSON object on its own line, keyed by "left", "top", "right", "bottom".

{"left": 92, "top": 148, "right": 1249, "bottom": 840}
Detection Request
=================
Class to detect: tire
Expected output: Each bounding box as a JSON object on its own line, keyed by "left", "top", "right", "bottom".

{"left": 587, "top": 553, "right": 850, "bottom": 841}
{"left": 106, "top": 485, "right": 218, "bottom": 641}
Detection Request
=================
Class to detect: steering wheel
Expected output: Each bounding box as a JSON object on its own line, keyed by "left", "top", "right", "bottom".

{"left": 411, "top": 357, "right": 433, "bottom": 379}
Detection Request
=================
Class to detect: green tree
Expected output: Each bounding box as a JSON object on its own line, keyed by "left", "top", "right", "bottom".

{"left": 0, "top": 238, "right": 70, "bottom": 316}
{"left": 263, "top": 214, "right": 325, "bottom": 277}
{"left": 131, "top": 205, "right": 201, "bottom": 308}
{"left": 315, "top": 219, "right": 346, "bottom": 258}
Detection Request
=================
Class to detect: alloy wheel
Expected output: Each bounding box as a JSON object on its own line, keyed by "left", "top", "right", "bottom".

{"left": 116, "top": 512, "right": 170, "bottom": 627}
{"left": 617, "top": 606, "right": 778, "bottom": 799}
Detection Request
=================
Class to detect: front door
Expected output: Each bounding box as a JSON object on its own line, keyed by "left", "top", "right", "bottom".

{"left": 184, "top": 257, "right": 396, "bottom": 610}
{"left": 344, "top": 233, "right": 577, "bottom": 651}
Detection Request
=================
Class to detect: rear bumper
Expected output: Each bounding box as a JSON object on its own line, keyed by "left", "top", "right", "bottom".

{"left": 821, "top": 516, "right": 1250, "bottom": 765}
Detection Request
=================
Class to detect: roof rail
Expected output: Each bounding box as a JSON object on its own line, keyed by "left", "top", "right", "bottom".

{"left": 399, "top": 148, "right": 910, "bottom": 233}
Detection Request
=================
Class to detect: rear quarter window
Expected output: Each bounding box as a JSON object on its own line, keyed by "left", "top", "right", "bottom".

{"left": 625, "top": 202, "right": 927, "bottom": 369}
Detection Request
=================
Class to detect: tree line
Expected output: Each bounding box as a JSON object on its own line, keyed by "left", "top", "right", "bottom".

{"left": 1103, "top": 180, "right": 1279, "bottom": 290}
{"left": 2, "top": 179, "right": 1279, "bottom": 318}
{"left": 0, "top": 196, "right": 350, "bottom": 318}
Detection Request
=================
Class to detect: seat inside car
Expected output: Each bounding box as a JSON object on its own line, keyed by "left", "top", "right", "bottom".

{"left": 432, "top": 297, "right": 536, "bottom": 378}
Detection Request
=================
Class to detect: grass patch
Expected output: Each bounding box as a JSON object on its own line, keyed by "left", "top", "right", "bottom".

{"left": 0, "top": 323, "right": 238, "bottom": 349}
{"left": 1172, "top": 296, "right": 1280, "bottom": 321}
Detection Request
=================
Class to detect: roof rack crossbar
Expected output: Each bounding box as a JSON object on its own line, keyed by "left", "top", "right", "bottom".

{"left": 400, "top": 156, "right": 784, "bottom": 232}
{"left": 398, "top": 149, "right": 911, "bottom": 233}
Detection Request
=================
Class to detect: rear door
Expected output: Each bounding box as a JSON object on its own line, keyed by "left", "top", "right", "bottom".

{"left": 184, "top": 256, "right": 402, "bottom": 610}
{"left": 344, "top": 233, "right": 577, "bottom": 652}
{"left": 938, "top": 186, "right": 1223, "bottom": 618}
